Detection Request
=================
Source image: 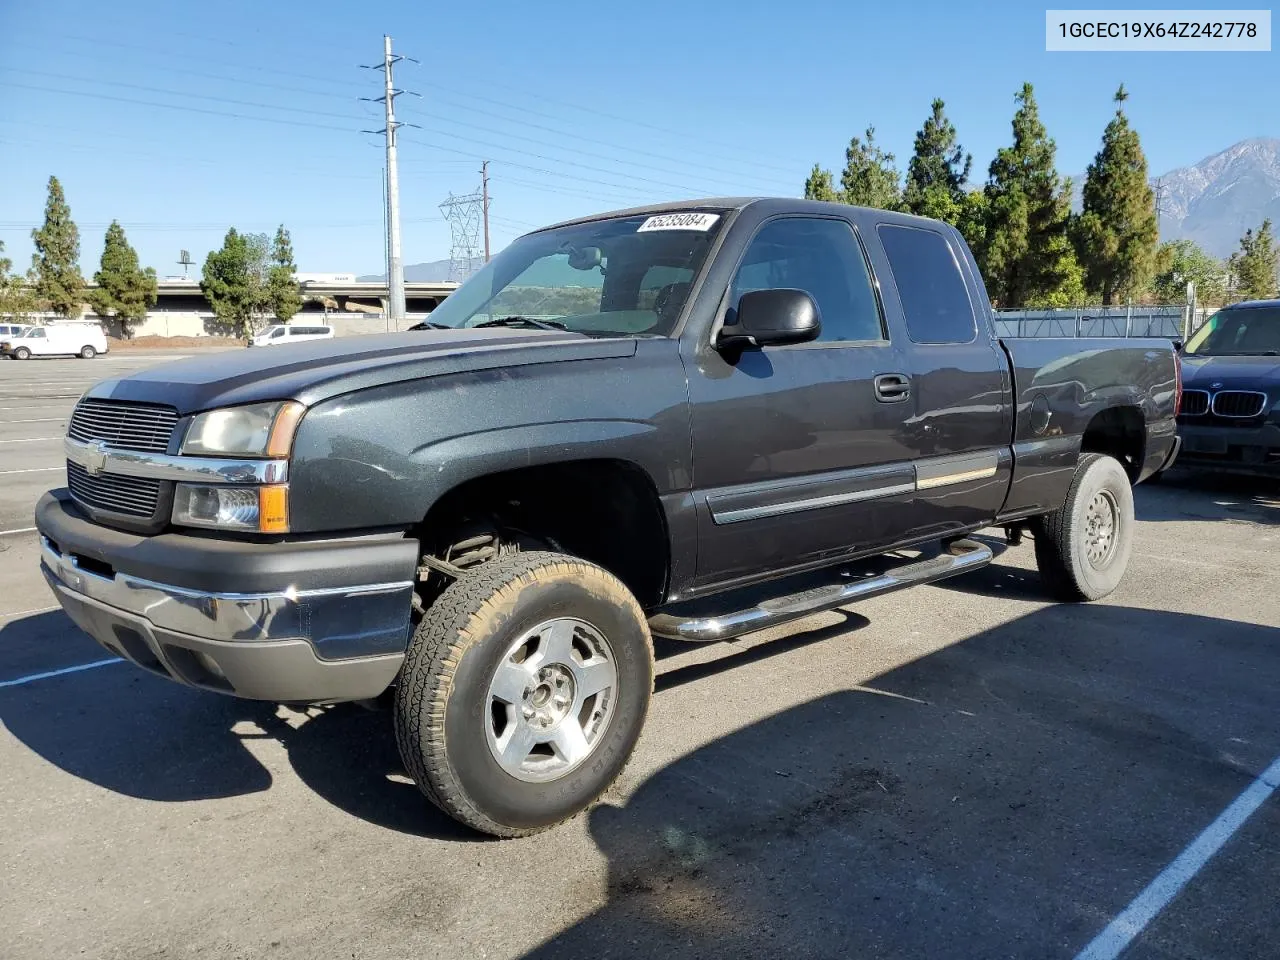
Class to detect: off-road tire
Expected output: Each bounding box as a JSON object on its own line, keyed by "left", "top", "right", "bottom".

{"left": 14, "top": 346, "right": 31, "bottom": 360}
{"left": 79, "top": 345, "right": 97, "bottom": 359}
{"left": 394, "top": 551, "right": 654, "bottom": 838}
{"left": 1032, "top": 453, "right": 1135, "bottom": 602}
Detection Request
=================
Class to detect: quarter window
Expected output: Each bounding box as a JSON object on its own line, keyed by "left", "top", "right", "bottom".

{"left": 876, "top": 224, "right": 977, "bottom": 344}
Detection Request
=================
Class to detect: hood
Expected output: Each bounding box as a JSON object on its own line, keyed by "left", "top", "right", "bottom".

{"left": 1181, "top": 354, "right": 1280, "bottom": 390}
{"left": 83, "top": 328, "right": 638, "bottom": 414}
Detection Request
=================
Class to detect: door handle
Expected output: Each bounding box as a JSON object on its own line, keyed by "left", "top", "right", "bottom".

{"left": 874, "top": 373, "right": 911, "bottom": 402}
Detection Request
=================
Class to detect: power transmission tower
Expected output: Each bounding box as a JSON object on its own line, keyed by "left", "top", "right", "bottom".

{"left": 481, "top": 160, "right": 491, "bottom": 263}
{"left": 439, "top": 189, "right": 484, "bottom": 282}
{"left": 361, "top": 36, "right": 419, "bottom": 323}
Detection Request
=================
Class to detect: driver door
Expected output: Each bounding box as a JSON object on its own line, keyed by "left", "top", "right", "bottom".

{"left": 683, "top": 215, "right": 919, "bottom": 591}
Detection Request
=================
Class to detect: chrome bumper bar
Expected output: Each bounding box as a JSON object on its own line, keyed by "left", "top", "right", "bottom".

{"left": 40, "top": 536, "right": 413, "bottom": 656}
{"left": 63, "top": 436, "right": 288, "bottom": 485}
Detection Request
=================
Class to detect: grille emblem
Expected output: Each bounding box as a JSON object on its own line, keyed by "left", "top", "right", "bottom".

{"left": 83, "top": 440, "right": 109, "bottom": 477}
{"left": 1211, "top": 381, "right": 1223, "bottom": 389}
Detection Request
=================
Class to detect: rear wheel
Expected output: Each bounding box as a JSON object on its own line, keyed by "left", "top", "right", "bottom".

{"left": 1032, "top": 453, "right": 1134, "bottom": 601}
{"left": 394, "top": 551, "right": 653, "bottom": 837}
{"left": 13, "top": 346, "right": 31, "bottom": 360}
{"left": 79, "top": 345, "right": 97, "bottom": 359}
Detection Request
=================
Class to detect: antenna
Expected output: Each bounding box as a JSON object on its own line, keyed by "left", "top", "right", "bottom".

{"left": 177, "top": 249, "right": 193, "bottom": 278}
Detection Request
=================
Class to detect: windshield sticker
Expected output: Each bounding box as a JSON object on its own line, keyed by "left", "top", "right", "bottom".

{"left": 637, "top": 213, "right": 720, "bottom": 233}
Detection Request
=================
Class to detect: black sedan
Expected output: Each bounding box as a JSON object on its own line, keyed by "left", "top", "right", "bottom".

{"left": 1174, "top": 298, "right": 1280, "bottom": 477}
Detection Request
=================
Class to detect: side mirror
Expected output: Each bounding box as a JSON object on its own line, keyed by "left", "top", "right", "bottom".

{"left": 1171, "top": 339, "right": 1184, "bottom": 353}
{"left": 719, "top": 288, "right": 821, "bottom": 348}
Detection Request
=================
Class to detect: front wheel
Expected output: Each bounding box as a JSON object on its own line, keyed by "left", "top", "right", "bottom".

{"left": 394, "top": 551, "right": 654, "bottom": 837}
{"left": 13, "top": 346, "right": 31, "bottom": 360}
{"left": 1032, "top": 453, "right": 1135, "bottom": 601}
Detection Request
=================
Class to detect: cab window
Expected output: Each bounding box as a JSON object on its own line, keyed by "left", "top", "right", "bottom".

{"left": 730, "top": 218, "right": 885, "bottom": 343}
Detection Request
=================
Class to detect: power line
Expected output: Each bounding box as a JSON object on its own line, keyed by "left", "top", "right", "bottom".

{"left": 3, "top": 81, "right": 357, "bottom": 134}
{"left": 416, "top": 87, "right": 797, "bottom": 189}
{"left": 1, "top": 68, "right": 368, "bottom": 124}
{"left": 406, "top": 107, "right": 789, "bottom": 195}
{"left": 5, "top": 33, "right": 810, "bottom": 179}
{"left": 10, "top": 78, "right": 784, "bottom": 200}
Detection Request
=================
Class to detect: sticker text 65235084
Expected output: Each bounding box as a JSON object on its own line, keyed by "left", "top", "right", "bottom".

{"left": 636, "top": 213, "right": 720, "bottom": 233}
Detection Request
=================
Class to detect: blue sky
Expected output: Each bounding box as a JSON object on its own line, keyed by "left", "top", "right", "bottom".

{"left": 0, "top": 0, "right": 1274, "bottom": 276}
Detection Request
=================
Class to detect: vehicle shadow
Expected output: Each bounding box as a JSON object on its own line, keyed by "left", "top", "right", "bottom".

{"left": 0, "top": 607, "right": 870, "bottom": 843}
{"left": 0, "top": 610, "right": 473, "bottom": 837}
{"left": 1136, "top": 470, "right": 1280, "bottom": 525}
{"left": 523, "top": 604, "right": 1280, "bottom": 960}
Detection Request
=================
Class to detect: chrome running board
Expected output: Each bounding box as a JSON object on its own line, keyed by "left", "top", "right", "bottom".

{"left": 648, "top": 538, "right": 993, "bottom": 642}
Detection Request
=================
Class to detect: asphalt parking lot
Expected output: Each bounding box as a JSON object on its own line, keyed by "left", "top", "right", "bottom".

{"left": 2, "top": 354, "right": 1279, "bottom": 960}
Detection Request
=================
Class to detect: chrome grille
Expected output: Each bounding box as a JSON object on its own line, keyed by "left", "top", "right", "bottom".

{"left": 67, "top": 399, "right": 178, "bottom": 453}
{"left": 1180, "top": 390, "right": 1210, "bottom": 416}
{"left": 1210, "top": 390, "right": 1267, "bottom": 418}
{"left": 66, "top": 462, "right": 161, "bottom": 517}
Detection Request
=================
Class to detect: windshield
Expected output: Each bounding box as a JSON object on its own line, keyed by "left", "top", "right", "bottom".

{"left": 424, "top": 211, "right": 728, "bottom": 337}
{"left": 1185, "top": 306, "right": 1280, "bottom": 356}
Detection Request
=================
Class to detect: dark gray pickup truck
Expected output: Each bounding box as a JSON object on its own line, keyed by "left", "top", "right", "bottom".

{"left": 36, "top": 198, "right": 1181, "bottom": 837}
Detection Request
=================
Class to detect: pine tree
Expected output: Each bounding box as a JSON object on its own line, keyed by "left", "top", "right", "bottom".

{"left": 904, "top": 99, "right": 972, "bottom": 224}
{"left": 956, "top": 190, "right": 988, "bottom": 254}
{"left": 201, "top": 228, "right": 258, "bottom": 339}
{"left": 89, "top": 222, "right": 157, "bottom": 338}
{"left": 30, "top": 175, "right": 85, "bottom": 317}
{"left": 267, "top": 225, "right": 302, "bottom": 322}
{"left": 840, "top": 127, "right": 901, "bottom": 210}
{"left": 1074, "top": 85, "right": 1159, "bottom": 305}
{"left": 981, "top": 83, "right": 1081, "bottom": 307}
{"left": 803, "top": 164, "right": 840, "bottom": 202}
{"left": 1228, "top": 219, "right": 1279, "bottom": 300}
{"left": 1150, "top": 239, "right": 1226, "bottom": 306}
{"left": 0, "top": 240, "right": 36, "bottom": 321}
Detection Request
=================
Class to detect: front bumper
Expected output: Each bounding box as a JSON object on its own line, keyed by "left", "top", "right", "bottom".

{"left": 1175, "top": 421, "right": 1280, "bottom": 476}
{"left": 35, "top": 491, "right": 419, "bottom": 702}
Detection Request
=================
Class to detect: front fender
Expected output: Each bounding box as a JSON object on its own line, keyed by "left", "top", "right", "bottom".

{"left": 287, "top": 341, "right": 692, "bottom": 535}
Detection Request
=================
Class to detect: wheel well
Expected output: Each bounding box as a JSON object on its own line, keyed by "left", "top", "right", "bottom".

{"left": 414, "top": 459, "right": 671, "bottom": 610}
{"left": 1080, "top": 406, "right": 1144, "bottom": 480}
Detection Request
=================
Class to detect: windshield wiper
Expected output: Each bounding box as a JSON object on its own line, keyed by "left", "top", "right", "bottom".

{"left": 472, "top": 315, "right": 568, "bottom": 331}
{"left": 408, "top": 320, "right": 451, "bottom": 330}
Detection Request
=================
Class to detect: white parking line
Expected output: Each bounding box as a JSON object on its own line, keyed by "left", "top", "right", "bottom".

{"left": 0, "top": 467, "right": 61, "bottom": 476}
{"left": 0, "top": 526, "right": 37, "bottom": 536}
{"left": 1074, "top": 752, "right": 1280, "bottom": 960}
{"left": 0, "top": 436, "right": 61, "bottom": 443}
{"left": 0, "top": 658, "right": 122, "bottom": 688}
{"left": 0, "top": 605, "right": 58, "bottom": 620}
{"left": 5, "top": 417, "right": 67, "bottom": 423}
{"left": 0, "top": 395, "right": 80, "bottom": 401}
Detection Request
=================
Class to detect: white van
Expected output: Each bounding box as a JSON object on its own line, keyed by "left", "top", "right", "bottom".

{"left": 0, "top": 323, "right": 32, "bottom": 342}
{"left": 250, "top": 323, "right": 334, "bottom": 347}
{"left": 2, "top": 323, "right": 108, "bottom": 360}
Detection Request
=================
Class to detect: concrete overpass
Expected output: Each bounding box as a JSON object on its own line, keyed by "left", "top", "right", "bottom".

{"left": 79, "top": 277, "right": 462, "bottom": 339}
{"left": 148, "top": 278, "right": 461, "bottom": 317}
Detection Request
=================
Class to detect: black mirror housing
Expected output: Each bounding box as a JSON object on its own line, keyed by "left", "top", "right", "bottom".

{"left": 720, "top": 288, "right": 822, "bottom": 348}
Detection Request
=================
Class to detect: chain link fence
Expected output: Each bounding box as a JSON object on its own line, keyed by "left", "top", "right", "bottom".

{"left": 991, "top": 305, "right": 1214, "bottom": 340}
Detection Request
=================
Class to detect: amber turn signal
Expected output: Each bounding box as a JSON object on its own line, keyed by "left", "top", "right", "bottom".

{"left": 258, "top": 484, "right": 290, "bottom": 534}
{"left": 266, "top": 402, "right": 307, "bottom": 458}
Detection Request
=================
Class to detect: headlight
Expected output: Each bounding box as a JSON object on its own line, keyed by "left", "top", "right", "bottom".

{"left": 173, "top": 483, "right": 289, "bottom": 533}
{"left": 181, "top": 401, "right": 305, "bottom": 457}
